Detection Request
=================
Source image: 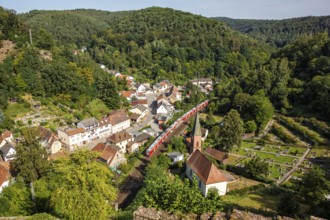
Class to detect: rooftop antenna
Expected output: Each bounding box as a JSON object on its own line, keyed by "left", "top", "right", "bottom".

{"left": 29, "top": 29, "right": 33, "bottom": 45}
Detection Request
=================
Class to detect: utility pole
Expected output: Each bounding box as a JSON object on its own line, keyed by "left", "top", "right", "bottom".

{"left": 29, "top": 29, "right": 33, "bottom": 45}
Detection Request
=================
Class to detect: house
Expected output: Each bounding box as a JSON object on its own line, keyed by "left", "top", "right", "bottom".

{"left": 129, "top": 113, "right": 142, "bottom": 123}
{"left": 92, "top": 143, "right": 126, "bottom": 169}
{"left": 108, "top": 110, "right": 131, "bottom": 134}
{"left": 107, "top": 131, "right": 133, "bottom": 153}
{"left": 157, "top": 116, "right": 167, "bottom": 125}
{"left": 0, "top": 163, "right": 11, "bottom": 192}
{"left": 156, "top": 93, "right": 169, "bottom": 106}
{"left": 167, "top": 152, "right": 184, "bottom": 164}
{"left": 167, "top": 85, "right": 182, "bottom": 103}
{"left": 186, "top": 149, "right": 228, "bottom": 196}
{"left": 57, "top": 128, "right": 87, "bottom": 151}
{"left": 38, "top": 127, "right": 62, "bottom": 154}
{"left": 135, "top": 84, "right": 146, "bottom": 95}
{"left": 120, "top": 90, "right": 135, "bottom": 101}
{"left": 130, "top": 105, "right": 148, "bottom": 119}
{"left": 190, "top": 78, "right": 213, "bottom": 86}
{"left": 2, "top": 130, "right": 13, "bottom": 143}
{"left": 77, "top": 117, "right": 99, "bottom": 131}
{"left": 203, "top": 83, "right": 213, "bottom": 91}
{"left": 156, "top": 103, "right": 173, "bottom": 116}
{"left": 128, "top": 133, "right": 151, "bottom": 152}
{"left": 0, "top": 141, "right": 16, "bottom": 162}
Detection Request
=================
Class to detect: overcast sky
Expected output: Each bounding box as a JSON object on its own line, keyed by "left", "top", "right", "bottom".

{"left": 1, "top": 0, "right": 330, "bottom": 19}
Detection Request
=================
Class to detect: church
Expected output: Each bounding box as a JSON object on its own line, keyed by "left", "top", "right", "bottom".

{"left": 186, "top": 113, "right": 228, "bottom": 196}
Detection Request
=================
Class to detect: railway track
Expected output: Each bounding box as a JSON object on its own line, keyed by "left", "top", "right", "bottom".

{"left": 116, "top": 101, "right": 208, "bottom": 209}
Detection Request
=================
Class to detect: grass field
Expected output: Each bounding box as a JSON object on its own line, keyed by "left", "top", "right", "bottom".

{"left": 5, "top": 102, "right": 32, "bottom": 118}
{"left": 223, "top": 187, "right": 281, "bottom": 214}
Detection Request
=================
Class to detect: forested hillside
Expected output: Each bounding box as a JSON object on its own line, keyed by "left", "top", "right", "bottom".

{"left": 89, "top": 7, "right": 272, "bottom": 83}
{"left": 0, "top": 6, "right": 329, "bottom": 132}
{"left": 20, "top": 9, "right": 133, "bottom": 45}
{"left": 214, "top": 16, "right": 330, "bottom": 47}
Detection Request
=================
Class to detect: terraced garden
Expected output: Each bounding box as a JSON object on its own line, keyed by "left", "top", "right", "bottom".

{"left": 225, "top": 115, "right": 330, "bottom": 182}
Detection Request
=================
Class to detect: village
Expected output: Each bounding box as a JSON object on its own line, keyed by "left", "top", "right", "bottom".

{"left": 0, "top": 69, "right": 218, "bottom": 196}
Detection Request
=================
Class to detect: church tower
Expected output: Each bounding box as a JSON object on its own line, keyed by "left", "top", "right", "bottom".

{"left": 191, "top": 112, "right": 202, "bottom": 153}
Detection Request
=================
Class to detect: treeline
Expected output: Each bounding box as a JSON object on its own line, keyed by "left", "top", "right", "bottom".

{"left": 214, "top": 16, "right": 330, "bottom": 47}
{"left": 0, "top": 7, "right": 27, "bottom": 44}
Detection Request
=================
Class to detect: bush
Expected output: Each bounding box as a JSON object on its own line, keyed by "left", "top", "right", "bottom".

{"left": 244, "top": 120, "right": 257, "bottom": 133}
{"left": 271, "top": 123, "right": 297, "bottom": 144}
{"left": 277, "top": 116, "right": 326, "bottom": 145}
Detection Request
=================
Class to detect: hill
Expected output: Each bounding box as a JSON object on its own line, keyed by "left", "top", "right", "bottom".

{"left": 213, "top": 16, "right": 330, "bottom": 47}
{"left": 88, "top": 7, "right": 273, "bottom": 82}
{"left": 20, "top": 9, "right": 133, "bottom": 46}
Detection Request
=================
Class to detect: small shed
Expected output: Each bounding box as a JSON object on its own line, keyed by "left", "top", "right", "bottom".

{"left": 167, "top": 152, "right": 184, "bottom": 164}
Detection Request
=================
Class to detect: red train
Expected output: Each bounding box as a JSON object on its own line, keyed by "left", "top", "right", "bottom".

{"left": 146, "top": 100, "right": 209, "bottom": 156}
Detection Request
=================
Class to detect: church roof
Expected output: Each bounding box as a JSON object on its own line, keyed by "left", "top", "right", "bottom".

{"left": 187, "top": 149, "right": 227, "bottom": 185}
{"left": 192, "top": 113, "right": 202, "bottom": 137}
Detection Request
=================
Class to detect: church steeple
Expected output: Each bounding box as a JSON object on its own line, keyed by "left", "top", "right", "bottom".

{"left": 191, "top": 112, "right": 202, "bottom": 153}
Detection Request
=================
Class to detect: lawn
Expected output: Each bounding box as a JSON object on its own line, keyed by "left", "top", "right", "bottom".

{"left": 223, "top": 187, "right": 281, "bottom": 214}
{"left": 255, "top": 152, "right": 295, "bottom": 165}
{"left": 5, "top": 102, "right": 32, "bottom": 118}
{"left": 199, "top": 113, "right": 223, "bottom": 123}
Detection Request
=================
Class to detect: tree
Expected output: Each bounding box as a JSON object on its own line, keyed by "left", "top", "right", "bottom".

{"left": 13, "top": 128, "right": 49, "bottom": 183}
{"left": 0, "top": 180, "right": 34, "bottom": 216}
{"left": 277, "top": 191, "right": 300, "bottom": 217}
{"left": 245, "top": 156, "right": 269, "bottom": 178}
{"left": 298, "top": 167, "right": 330, "bottom": 207}
{"left": 218, "top": 109, "right": 244, "bottom": 151}
{"left": 50, "top": 150, "right": 117, "bottom": 220}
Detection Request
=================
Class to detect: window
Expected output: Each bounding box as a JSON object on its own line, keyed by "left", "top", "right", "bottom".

{"left": 198, "top": 180, "right": 201, "bottom": 188}
{"left": 190, "top": 169, "right": 192, "bottom": 177}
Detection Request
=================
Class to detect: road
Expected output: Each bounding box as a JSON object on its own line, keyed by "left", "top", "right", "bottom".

{"left": 126, "top": 93, "right": 162, "bottom": 134}
{"left": 276, "top": 147, "right": 311, "bottom": 185}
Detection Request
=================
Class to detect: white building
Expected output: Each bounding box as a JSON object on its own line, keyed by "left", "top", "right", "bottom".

{"left": 156, "top": 103, "right": 173, "bottom": 116}
{"left": 0, "top": 138, "right": 16, "bottom": 162}
{"left": 108, "top": 110, "right": 131, "bottom": 134}
{"left": 57, "top": 128, "right": 87, "bottom": 151}
{"left": 186, "top": 150, "right": 228, "bottom": 196}
{"left": 129, "top": 105, "right": 148, "bottom": 119}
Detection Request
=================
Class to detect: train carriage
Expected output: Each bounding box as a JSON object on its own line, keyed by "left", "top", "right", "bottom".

{"left": 146, "top": 100, "right": 209, "bottom": 156}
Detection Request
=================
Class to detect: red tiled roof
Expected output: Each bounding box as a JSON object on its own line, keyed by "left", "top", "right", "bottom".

{"left": 187, "top": 150, "right": 227, "bottom": 184}
{"left": 204, "top": 147, "right": 228, "bottom": 162}
{"left": 65, "top": 128, "right": 85, "bottom": 136}
{"left": 92, "top": 143, "right": 106, "bottom": 152}
{"left": 0, "top": 163, "right": 11, "bottom": 187}
{"left": 92, "top": 144, "right": 118, "bottom": 165}
{"left": 121, "top": 90, "right": 134, "bottom": 98}
{"left": 108, "top": 109, "right": 129, "bottom": 125}
{"left": 2, "top": 130, "right": 12, "bottom": 139}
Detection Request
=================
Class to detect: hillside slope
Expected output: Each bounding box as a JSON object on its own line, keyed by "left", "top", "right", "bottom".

{"left": 214, "top": 16, "right": 330, "bottom": 47}
{"left": 20, "top": 9, "right": 133, "bottom": 45}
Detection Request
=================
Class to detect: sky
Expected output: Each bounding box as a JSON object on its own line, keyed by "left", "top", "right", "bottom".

{"left": 1, "top": 0, "right": 330, "bottom": 19}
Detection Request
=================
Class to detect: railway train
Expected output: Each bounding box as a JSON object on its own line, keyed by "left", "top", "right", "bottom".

{"left": 146, "top": 100, "right": 209, "bottom": 156}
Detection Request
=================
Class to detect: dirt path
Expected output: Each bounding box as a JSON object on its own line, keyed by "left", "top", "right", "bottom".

{"left": 276, "top": 147, "right": 311, "bottom": 185}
